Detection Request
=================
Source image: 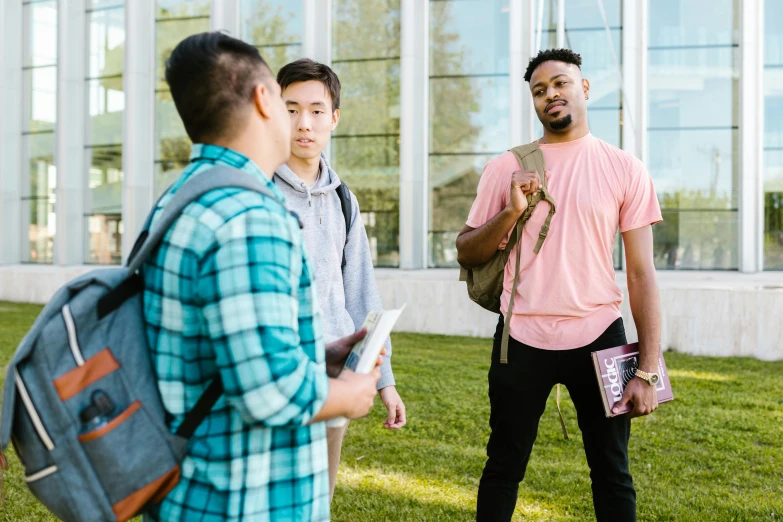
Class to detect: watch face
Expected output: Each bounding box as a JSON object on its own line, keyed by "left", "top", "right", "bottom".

{"left": 650, "top": 374, "right": 660, "bottom": 385}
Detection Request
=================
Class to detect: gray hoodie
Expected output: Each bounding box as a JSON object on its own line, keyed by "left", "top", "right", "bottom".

{"left": 274, "top": 153, "right": 394, "bottom": 390}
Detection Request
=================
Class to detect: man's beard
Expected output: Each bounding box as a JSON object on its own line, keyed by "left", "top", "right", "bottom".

{"left": 548, "top": 114, "right": 573, "bottom": 131}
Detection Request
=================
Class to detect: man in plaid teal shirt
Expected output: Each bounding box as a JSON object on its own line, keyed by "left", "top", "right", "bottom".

{"left": 142, "top": 33, "right": 380, "bottom": 522}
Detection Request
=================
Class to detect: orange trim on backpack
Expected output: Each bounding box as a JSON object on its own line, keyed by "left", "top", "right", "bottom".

{"left": 53, "top": 348, "right": 120, "bottom": 401}
{"left": 112, "top": 465, "right": 181, "bottom": 522}
{"left": 77, "top": 401, "right": 140, "bottom": 443}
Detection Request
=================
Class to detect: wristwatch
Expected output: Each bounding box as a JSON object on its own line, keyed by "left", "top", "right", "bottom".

{"left": 634, "top": 369, "right": 660, "bottom": 386}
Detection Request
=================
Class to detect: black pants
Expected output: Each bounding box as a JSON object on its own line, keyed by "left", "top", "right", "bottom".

{"left": 476, "top": 317, "right": 636, "bottom": 522}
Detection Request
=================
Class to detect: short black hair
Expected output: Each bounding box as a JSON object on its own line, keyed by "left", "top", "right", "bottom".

{"left": 524, "top": 48, "right": 582, "bottom": 83}
{"left": 165, "top": 31, "right": 273, "bottom": 143}
{"left": 277, "top": 58, "right": 341, "bottom": 111}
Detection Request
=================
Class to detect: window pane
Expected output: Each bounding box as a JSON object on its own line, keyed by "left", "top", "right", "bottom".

{"left": 86, "top": 215, "right": 123, "bottom": 265}
{"left": 331, "top": 136, "right": 399, "bottom": 177}
{"left": 87, "top": 77, "right": 124, "bottom": 146}
{"left": 587, "top": 108, "right": 621, "bottom": 148}
{"left": 653, "top": 210, "right": 738, "bottom": 270}
{"left": 764, "top": 151, "right": 783, "bottom": 270}
{"left": 649, "top": 129, "right": 738, "bottom": 209}
{"left": 333, "top": 60, "right": 400, "bottom": 136}
{"left": 765, "top": 5, "right": 783, "bottom": 269}
{"left": 649, "top": 47, "right": 738, "bottom": 129}
{"left": 333, "top": 0, "right": 400, "bottom": 61}
{"left": 87, "top": 0, "right": 125, "bottom": 9}
{"left": 240, "top": 0, "right": 304, "bottom": 73}
{"left": 430, "top": 76, "right": 509, "bottom": 154}
{"left": 23, "top": 198, "right": 56, "bottom": 264}
{"left": 24, "top": 67, "right": 57, "bottom": 133}
{"left": 541, "top": 0, "right": 621, "bottom": 31}
{"left": 332, "top": 0, "right": 401, "bottom": 267}
{"left": 155, "top": 90, "right": 191, "bottom": 164}
{"left": 648, "top": 2, "right": 738, "bottom": 270}
{"left": 24, "top": 1, "right": 57, "bottom": 67}
{"left": 86, "top": 146, "right": 123, "bottom": 214}
{"left": 155, "top": 17, "right": 210, "bottom": 91}
{"left": 429, "top": 154, "right": 492, "bottom": 267}
{"left": 648, "top": 0, "right": 737, "bottom": 47}
{"left": 765, "top": 1, "right": 783, "bottom": 66}
{"left": 87, "top": 7, "right": 125, "bottom": 79}
{"left": 429, "top": 0, "right": 509, "bottom": 76}
{"left": 428, "top": 0, "right": 510, "bottom": 267}
{"left": 157, "top": 0, "right": 211, "bottom": 19}
{"left": 256, "top": 44, "right": 302, "bottom": 75}
{"left": 240, "top": 0, "right": 302, "bottom": 44}
{"left": 765, "top": 70, "right": 783, "bottom": 150}
{"left": 25, "top": 133, "right": 56, "bottom": 199}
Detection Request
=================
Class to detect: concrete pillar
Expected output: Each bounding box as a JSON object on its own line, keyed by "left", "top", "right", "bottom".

{"left": 399, "top": 0, "right": 428, "bottom": 269}
{"left": 303, "top": 0, "right": 331, "bottom": 64}
{"left": 621, "top": 0, "right": 647, "bottom": 162}
{"left": 122, "top": 0, "right": 155, "bottom": 264}
{"left": 55, "top": 0, "right": 87, "bottom": 265}
{"left": 0, "top": 2, "right": 23, "bottom": 265}
{"left": 211, "top": 0, "right": 240, "bottom": 36}
{"left": 739, "top": 0, "right": 765, "bottom": 273}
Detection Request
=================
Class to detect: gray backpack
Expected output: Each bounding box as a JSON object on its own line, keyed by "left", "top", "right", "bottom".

{"left": 0, "top": 167, "right": 287, "bottom": 521}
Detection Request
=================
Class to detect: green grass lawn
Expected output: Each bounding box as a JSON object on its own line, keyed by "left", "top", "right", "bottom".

{"left": 1, "top": 301, "right": 782, "bottom": 521}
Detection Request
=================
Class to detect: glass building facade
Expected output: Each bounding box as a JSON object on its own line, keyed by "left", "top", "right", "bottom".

{"left": 0, "top": 0, "right": 778, "bottom": 273}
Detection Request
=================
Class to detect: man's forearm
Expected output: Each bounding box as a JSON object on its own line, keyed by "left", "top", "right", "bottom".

{"left": 310, "top": 378, "right": 353, "bottom": 423}
{"left": 456, "top": 206, "right": 521, "bottom": 268}
{"left": 626, "top": 272, "right": 661, "bottom": 372}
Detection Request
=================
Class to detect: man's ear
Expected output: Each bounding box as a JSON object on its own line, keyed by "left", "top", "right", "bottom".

{"left": 582, "top": 78, "right": 591, "bottom": 100}
{"left": 331, "top": 108, "right": 340, "bottom": 131}
{"left": 253, "top": 83, "right": 272, "bottom": 120}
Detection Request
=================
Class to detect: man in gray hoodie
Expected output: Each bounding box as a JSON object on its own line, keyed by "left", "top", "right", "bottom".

{"left": 274, "top": 58, "right": 406, "bottom": 501}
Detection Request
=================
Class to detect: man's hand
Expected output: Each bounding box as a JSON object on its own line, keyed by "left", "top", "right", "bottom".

{"left": 508, "top": 169, "right": 544, "bottom": 215}
{"left": 339, "top": 368, "right": 381, "bottom": 420}
{"left": 379, "top": 386, "right": 406, "bottom": 430}
{"left": 325, "top": 329, "right": 367, "bottom": 378}
{"left": 612, "top": 377, "right": 659, "bottom": 418}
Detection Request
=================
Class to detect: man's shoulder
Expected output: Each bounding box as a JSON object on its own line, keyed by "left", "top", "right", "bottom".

{"left": 486, "top": 150, "right": 521, "bottom": 174}
{"left": 591, "top": 137, "right": 645, "bottom": 173}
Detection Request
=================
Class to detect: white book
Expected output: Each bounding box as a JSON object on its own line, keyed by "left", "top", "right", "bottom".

{"left": 327, "top": 304, "right": 406, "bottom": 428}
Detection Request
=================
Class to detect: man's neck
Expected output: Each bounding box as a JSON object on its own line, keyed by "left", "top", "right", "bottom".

{"left": 287, "top": 154, "right": 321, "bottom": 187}
{"left": 541, "top": 124, "right": 590, "bottom": 145}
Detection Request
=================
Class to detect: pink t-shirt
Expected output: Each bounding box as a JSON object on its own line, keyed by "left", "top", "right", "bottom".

{"left": 466, "top": 133, "right": 662, "bottom": 350}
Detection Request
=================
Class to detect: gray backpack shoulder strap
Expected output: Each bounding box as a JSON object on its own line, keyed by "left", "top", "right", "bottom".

{"left": 127, "top": 166, "right": 281, "bottom": 274}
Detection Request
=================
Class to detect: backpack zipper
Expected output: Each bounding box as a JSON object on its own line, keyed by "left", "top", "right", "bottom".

{"left": 62, "top": 304, "right": 85, "bottom": 366}
{"left": 14, "top": 369, "right": 55, "bottom": 450}
{"left": 24, "top": 465, "right": 58, "bottom": 482}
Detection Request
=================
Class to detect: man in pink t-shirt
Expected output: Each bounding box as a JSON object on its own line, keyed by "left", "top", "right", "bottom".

{"left": 457, "top": 49, "right": 663, "bottom": 522}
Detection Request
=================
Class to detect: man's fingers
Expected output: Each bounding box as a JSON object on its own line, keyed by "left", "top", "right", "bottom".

{"left": 397, "top": 404, "right": 407, "bottom": 426}
{"left": 345, "top": 328, "right": 367, "bottom": 344}
{"left": 612, "top": 391, "right": 631, "bottom": 415}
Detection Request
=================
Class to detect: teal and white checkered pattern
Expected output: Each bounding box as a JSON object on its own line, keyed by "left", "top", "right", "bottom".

{"left": 142, "top": 144, "right": 330, "bottom": 522}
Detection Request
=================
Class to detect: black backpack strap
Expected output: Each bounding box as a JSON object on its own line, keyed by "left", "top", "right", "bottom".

{"left": 176, "top": 376, "right": 224, "bottom": 438}
{"left": 337, "top": 182, "right": 352, "bottom": 236}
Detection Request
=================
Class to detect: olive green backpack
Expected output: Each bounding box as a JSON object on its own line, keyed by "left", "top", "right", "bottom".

{"left": 459, "top": 141, "right": 569, "bottom": 437}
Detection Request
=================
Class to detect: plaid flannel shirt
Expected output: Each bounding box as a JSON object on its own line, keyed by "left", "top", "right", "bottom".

{"left": 142, "top": 144, "right": 330, "bottom": 522}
